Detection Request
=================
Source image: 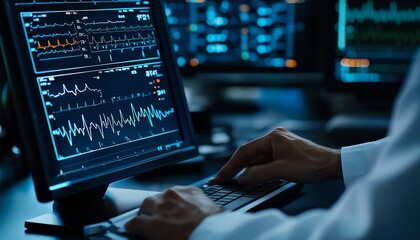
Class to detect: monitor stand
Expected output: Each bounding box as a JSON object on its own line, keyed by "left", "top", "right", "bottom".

{"left": 24, "top": 185, "right": 158, "bottom": 236}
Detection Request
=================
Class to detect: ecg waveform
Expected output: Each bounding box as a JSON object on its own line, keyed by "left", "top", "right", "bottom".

{"left": 37, "top": 47, "right": 83, "bottom": 59}
{"left": 89, "top": 33, "right": 156, "bottom": 52}
{"left": 48, "top": 83, "right": 103, "bottom": 99}
{"left": 347, "top": 1, "right": 420, "bottom": 24}
{"left": 37, "top": 63, "right": 181, "bottom": 160}
{"left": 30, "top": 22, "right": 75, "bottom": 29}
{"left": 85, "top": 24, "right": 154, "bottom": 34}
{"left": 37, "top": 38, "right": 79, "bottom": 50}
{"left": 33, "top": 31, "right": 78, "bottom": 38}
{"left": 354, "top": 26, "right": 420, "bottom": 46}
{"left": 85, "top": 20, "right": 126, "bottom": 25}
{"left": 21, "top": 8, "right": 160, "bottom": 74}
{"left": 336, "top": 0, "right": 419, "bottom": 84}
{"left": 344, "top": 0, "right": 420, "bottom": 47}
{"left": 53, "top": 104, "right": 175, "bottom": 146}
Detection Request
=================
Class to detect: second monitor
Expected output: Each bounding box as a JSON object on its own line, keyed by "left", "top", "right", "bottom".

{"left": 165, "top": 0, "right": 319, "bottom": 72}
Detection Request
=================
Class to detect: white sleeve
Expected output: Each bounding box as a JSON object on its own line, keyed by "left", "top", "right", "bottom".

{"left": 191, "top": 51, "right": 420, "bottom": 240}
{"left": 341, "top": 137, "right": 390, "bottom": 187}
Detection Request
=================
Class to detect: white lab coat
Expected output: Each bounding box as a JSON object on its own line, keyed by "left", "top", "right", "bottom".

{"left": 191, "top": 51, "right": 420, "bottom": 240}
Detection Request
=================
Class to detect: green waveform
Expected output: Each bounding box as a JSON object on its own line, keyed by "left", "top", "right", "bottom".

{"left": 347, "top": 1, "right": 420, "bottom": 24}
{"left": 351, "top": 26, "right": 420, "bottom": 46}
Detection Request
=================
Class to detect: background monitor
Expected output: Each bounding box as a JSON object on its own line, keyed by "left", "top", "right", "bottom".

{"left": 164, "top": 0, "right": 321, "bottom": 73}
{"left": 329, "top": 0, "right": 420, "bottom": 94}
{"left": 0, "top": 0, "right": 198, "bottom": 202}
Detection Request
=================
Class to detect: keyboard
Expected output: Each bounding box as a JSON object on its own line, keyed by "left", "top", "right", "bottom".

{"left": 84, "top": 179, "right": 295, "bottom": 237}
{"left": 200, "top": 180, "right": 288, "bottom": 211}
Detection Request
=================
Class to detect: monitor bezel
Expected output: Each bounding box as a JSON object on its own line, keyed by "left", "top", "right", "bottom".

{"left": 0, "top": 0, "right": 198, "bottom": 202}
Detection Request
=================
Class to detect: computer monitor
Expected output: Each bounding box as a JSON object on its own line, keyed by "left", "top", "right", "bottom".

{"left": 0, "top": 0, "right": 198, "bottom": 204}
{"left": 164, "top": 0, "right": 320, "bottom": 73}
{"left": 329, "top": 0, "right": 420, "bottom": 94}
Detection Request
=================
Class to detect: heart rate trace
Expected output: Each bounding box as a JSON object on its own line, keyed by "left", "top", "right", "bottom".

{"left": 47, "top": 83, "right": 103, "bottom": 99}
{"left": 21, "top": 8, "right": 160, "bottom": 74}
{"left": 54, "top": 104, "right": 175, "bottom": 147}
{"left": 38, "top": 62, "right": 180, "bottom": 160}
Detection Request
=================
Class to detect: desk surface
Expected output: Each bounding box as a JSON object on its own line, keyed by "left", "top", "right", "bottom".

{"left": 0, "top": 167, "right": 345, "bottom": 240}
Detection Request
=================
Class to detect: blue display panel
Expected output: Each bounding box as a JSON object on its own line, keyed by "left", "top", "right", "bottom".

{"left": 37, "top": 63, "right": 180, "bottom": 161}
{"left": 164, "top": 0, "right": 313, "bottom": 70}
{"left": 20, "top": 8, "right": 160, "bottom": 73}
{"left": 336, "top": 0, "right": 420, "bottom": 83}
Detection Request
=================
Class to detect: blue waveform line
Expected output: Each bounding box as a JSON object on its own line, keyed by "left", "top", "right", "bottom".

{"left": 84, "top": 20, "right": 126, "bottom": 25}
{"left": 111, "top": 91, "right": 152, "bottom": 104}
{"left": 30, "top": 22, "right": 75, "bottom": 29}
{"left": 53, "top": 104, "right": 175, "bottom": 146}
{"left": 347, "top": 1, "right": 420, "bottom": 24}
{"left": 39, "top": 52, "right": 84, "bottom": 61}
{"left": 37, "top": 47, "right": 82, "bottom": 58}
{"left": 52, "top": 99, "right": 106, "bottom": 114}
{"left": 89, "top": 33, "right": 155, "bottom": 48}
{"left": 33, "top": 31, "right": 78, "bottom": 39}
{"left": 48, "top": 83, "right": 103, "bottom": 98}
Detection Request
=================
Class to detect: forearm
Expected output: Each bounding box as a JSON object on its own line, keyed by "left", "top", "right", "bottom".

{"left": 296, "top": 145, "right": 343, "bottom": 183}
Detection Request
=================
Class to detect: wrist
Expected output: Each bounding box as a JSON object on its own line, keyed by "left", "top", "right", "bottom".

{"left": 312, "top": 147, "right": 343, "bottom": 182}
{"left": 328, "top": 149, "right": 343, "bottom": 180}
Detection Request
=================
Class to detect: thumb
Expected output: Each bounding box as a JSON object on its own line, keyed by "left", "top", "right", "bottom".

{"left": 237, "top": 163, "right": 279, "bottom": 185}
{"left": 124, "top": 215, "right": 152, "bottom": 238}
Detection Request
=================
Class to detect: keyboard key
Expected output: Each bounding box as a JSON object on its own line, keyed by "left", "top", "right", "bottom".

{"left": 223, "top": 197, "right": 254, "bottom": 210}
{"left": 210, "top": 192, "right": 229, "bottom": 198}
{"left": 214, "top": 199, "right": 233, "bottom": 205}
{"left": 201, "top": 180, "right": 291, "bottom": 211}
{"left": 208, "top": 195, "right": 221, "bottom": 201}
{"left": 244, "top": 191, "right": 266, "bottom": 198}
{"left": 216, "top": 189, "right": 234, "bottom": 195}
{"left": 225, "top": 192, "right": 243, "bottom": 198}
{"left": 221, "top": 195, "right": 240, "bottom": 201}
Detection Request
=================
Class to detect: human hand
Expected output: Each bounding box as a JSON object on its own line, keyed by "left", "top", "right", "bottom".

{"left": 124, "top": 186, "right": 223, "bottom": 240}
{"left": 209, "top": 127, "right": 342, "bottom": 185}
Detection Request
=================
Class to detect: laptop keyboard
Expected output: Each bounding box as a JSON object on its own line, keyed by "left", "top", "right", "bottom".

{"left": 200, "top": 180, "right": 288, "bottom": 210}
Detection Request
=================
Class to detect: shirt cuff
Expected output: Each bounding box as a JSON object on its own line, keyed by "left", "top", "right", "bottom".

{"left": 341, "top": 144, "right": 368, "bottom": 187}
{"left": 341, "top": 138, "right": 391, "bottom": 188}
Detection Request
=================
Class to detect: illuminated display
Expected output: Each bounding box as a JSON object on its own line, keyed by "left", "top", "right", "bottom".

{"left": 336, "top": 0, "right": 420, "bottom": 83}
{"left": 164, "top": 0, "right": 313, "bottom": 70}
{"left": 14, "top": 1, "right": 186, "bottom": 179}
{"left": 21, "top": 9, "right": 160, "bottom": 73}
{"left": 37, "top": 63, "right": 180, "bottom": 161}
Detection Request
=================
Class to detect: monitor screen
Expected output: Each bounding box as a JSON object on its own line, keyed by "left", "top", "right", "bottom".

{"left": 0, "top": 0, "right": 197, "bottom": 202}
{"left": 164, "top": 0, "right": 318, "bottom": 72}
{"left": 334, "top": 0, "right": 420, "bottom": 87}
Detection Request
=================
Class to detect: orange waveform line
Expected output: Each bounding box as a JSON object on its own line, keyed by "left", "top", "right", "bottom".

{"left": 37, "top": 38, "right": 78, "bottom": 50}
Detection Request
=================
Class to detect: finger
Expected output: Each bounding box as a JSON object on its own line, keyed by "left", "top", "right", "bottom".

{"left": 124, "top": 215, "right": 153, "bottom": 239}
{"left": 207, "top": 176, "right": 226, "bottom": 185}
{"left": 211, "top": 136, "right": 270, "bottom": 184}
{"left": 140, "top": 196, "right": 160, "bottom": 215}
{"left": 237, "top": 162, "right": 280, "bottom": 185}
